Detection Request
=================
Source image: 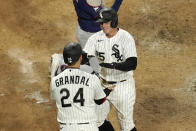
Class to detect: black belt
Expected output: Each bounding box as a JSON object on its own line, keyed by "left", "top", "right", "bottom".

{"left": 59, "top": 122, "right": 89, "bottom": 125}
{"left": 102, "top": 78, "right": 126, "bottom": 84}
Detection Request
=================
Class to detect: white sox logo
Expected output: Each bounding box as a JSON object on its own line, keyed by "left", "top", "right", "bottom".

{"left": 112, "top": 44, "right": 123, "bottom": 62}
{"left": 67, "top": 57, "right": 72, "bottom": 64}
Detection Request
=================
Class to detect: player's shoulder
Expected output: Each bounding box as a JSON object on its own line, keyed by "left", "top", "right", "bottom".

{"left": 74, "top": 68, "right": 99, "bottom": 79}
{"left": 118, "top": 28, "right": 132, "bottom": 36}
{"left": 90, "top": 30, "right": 105, "bottom": 39}
{"left": 51, "top": 68, "right": 97, "bottom": 79}
{"left": 82, "top": 70, "right": 99, "bottom": 79}
{"left": 50, "top": 69, "right": 65, "bottom": 80}
{"left": 118, "top": 28, "right": 134, "bottom": 39}
{"left": 79, "top": 70, "right": 100, "bottom": 85}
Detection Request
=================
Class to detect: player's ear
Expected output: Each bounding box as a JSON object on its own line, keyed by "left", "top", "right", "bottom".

{"left": 79, "top": 55, "right": 82, "bottom": 63}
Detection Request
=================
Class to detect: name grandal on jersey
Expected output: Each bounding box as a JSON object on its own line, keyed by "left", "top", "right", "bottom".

{"left": 55, "top": 75, "right": 89, "bottom": 87}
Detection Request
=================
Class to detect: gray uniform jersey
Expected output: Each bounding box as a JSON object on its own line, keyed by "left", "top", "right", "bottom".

{"left": 83, "top": 28, "right": 137, "bottom": 81}
{"left": 50, "top": 69, "right": 106, "bottom": 123}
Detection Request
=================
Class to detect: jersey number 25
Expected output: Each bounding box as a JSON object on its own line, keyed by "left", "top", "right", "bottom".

{"left": 60, "top": 88, "right": 85, "bottom": 107}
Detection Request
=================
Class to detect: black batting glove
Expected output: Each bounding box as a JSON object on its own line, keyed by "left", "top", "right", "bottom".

{"left": 81, "top": 51, "right": 89, "bottom": 65}
{"left": 99, "top": 62, "right": 117, "bottom": 69}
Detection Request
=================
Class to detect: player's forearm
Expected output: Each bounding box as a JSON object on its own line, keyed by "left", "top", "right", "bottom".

{"left": 94, "top": 88, "right": 112, "bottom": 105}
{"left": 99, "top": 57, "right": 137, "bottom": 71}
{"left": 111, "top": 0, "right": 123, "bottom": 12}
{"left": 114, "top": 57, "right": 137, "bottom": 71}
{"left": 81, "top": 0, "right": 100, "bottom": 18}
{"left": 94, "top": 97, "right": 106, "bottom": 105}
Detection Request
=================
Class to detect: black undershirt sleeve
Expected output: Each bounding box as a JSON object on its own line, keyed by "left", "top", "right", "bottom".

{"left": 114, "top": 57, "right": 137, "bottom": 71}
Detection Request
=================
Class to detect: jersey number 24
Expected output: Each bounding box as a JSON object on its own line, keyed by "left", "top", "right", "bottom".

{"left": 60, "top": 88, "right": 85, "bottom": 107}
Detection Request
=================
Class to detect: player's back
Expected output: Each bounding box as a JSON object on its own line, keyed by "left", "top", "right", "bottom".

{"left": 50, "top": 68, "right": 105, "bottom": 124}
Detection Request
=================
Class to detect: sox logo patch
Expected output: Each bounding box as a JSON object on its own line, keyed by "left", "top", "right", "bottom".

{"left": 112, "top": 44, "right": 123, "bottom": 62}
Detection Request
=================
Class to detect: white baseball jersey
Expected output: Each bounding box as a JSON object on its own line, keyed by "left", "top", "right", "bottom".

{"left": 83, "top": 28, "right": 137, "bottom": 81}
{"left": 50, "top": 53, "right": 111, "bottom": 128}
{"left": 84, "top": 28, "right": 137, "bottom": 130}
{"left": 50, "top": 68, "right": 106, "bottom": 124}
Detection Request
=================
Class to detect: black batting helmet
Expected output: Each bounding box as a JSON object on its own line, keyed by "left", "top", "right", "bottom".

{"left": 63, "top": 42, "right": 82, "bottom": 66}
{"left": 96, "top": 8, "right": 118, "bottom": 28}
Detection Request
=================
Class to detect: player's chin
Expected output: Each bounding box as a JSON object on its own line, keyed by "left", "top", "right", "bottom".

{"left": 102, "top": 29, "right": 110, "bottom": 35}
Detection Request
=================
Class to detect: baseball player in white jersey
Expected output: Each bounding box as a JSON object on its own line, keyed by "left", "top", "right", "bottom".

{"left": 50, "top": 53, "right": 114, "bottom": 131}
{"left": 73, "top": 1, "right": 123, "bottom": 130}
{"left": 50, "top": 53, "right": 113, "bottom": 130}
{"left": 73, "top": 0, "right": 123, "bottom": 73}
{"left": 83, "top": 8, "right": 138, "bottom": 131}
{"left": 50, "top": 42, "right": 114, "bottom": 131}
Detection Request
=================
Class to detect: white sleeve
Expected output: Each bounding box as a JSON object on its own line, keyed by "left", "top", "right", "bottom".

{"left": 83, "top": 36, "right": 96, "bottom": 57}
{"left": 50, "top": 79, "right": 56, "bottom": 100}
{"left": 93, "top": 76, "right": 106, "bottom": 100}
{"left": 50, "top": 53, "right": 64, "bottom": 78}
{"left": 80, "top": 64, "right": 94, "bottom": 74}
{"left": 123, "top": 33, "right": 137, "bottom": 58}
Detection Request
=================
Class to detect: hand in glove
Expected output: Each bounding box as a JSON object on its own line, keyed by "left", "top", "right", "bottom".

{"left": 81, "top": 52, "right": 89, "bottom": 65}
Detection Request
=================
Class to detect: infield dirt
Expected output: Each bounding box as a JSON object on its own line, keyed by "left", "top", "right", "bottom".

{"left": 0, "top": 0, "right": 196, "bottom": 130}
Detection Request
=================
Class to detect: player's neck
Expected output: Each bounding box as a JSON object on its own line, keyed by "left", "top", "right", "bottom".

{"left": 68, "top": 61, "right": 80, "bottom": 69}
{"left": 106, "top": 28, "right": 118, "bottom": 38}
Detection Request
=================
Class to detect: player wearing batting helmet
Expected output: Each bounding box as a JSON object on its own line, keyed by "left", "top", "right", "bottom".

{"left": 50, "top": 42, "right": 115, "bottom": 131}
{"left": 73, "top": 0, "right": 123, "bottom": 74}
{"left": 72, "top": 1, "right": 123, "bottom": 131}
{"left": 73, "top": 0, "right": 123, "bottom": 48}
{"left": 83, "top": 8, "right": 138, "bottom": 131}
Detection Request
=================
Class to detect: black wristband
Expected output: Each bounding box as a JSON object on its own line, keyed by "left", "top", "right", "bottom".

{"left": 104, "top": 88, "right": 112, "bottom": 96}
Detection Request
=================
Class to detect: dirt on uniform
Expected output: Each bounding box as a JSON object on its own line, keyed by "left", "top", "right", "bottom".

{"left": 0, "top": 0, "right": 195, "bottom": 131}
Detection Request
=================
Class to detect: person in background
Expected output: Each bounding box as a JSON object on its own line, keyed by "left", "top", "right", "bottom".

{"left": 73, "top": 0, "right": 123, "bottom": 73}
